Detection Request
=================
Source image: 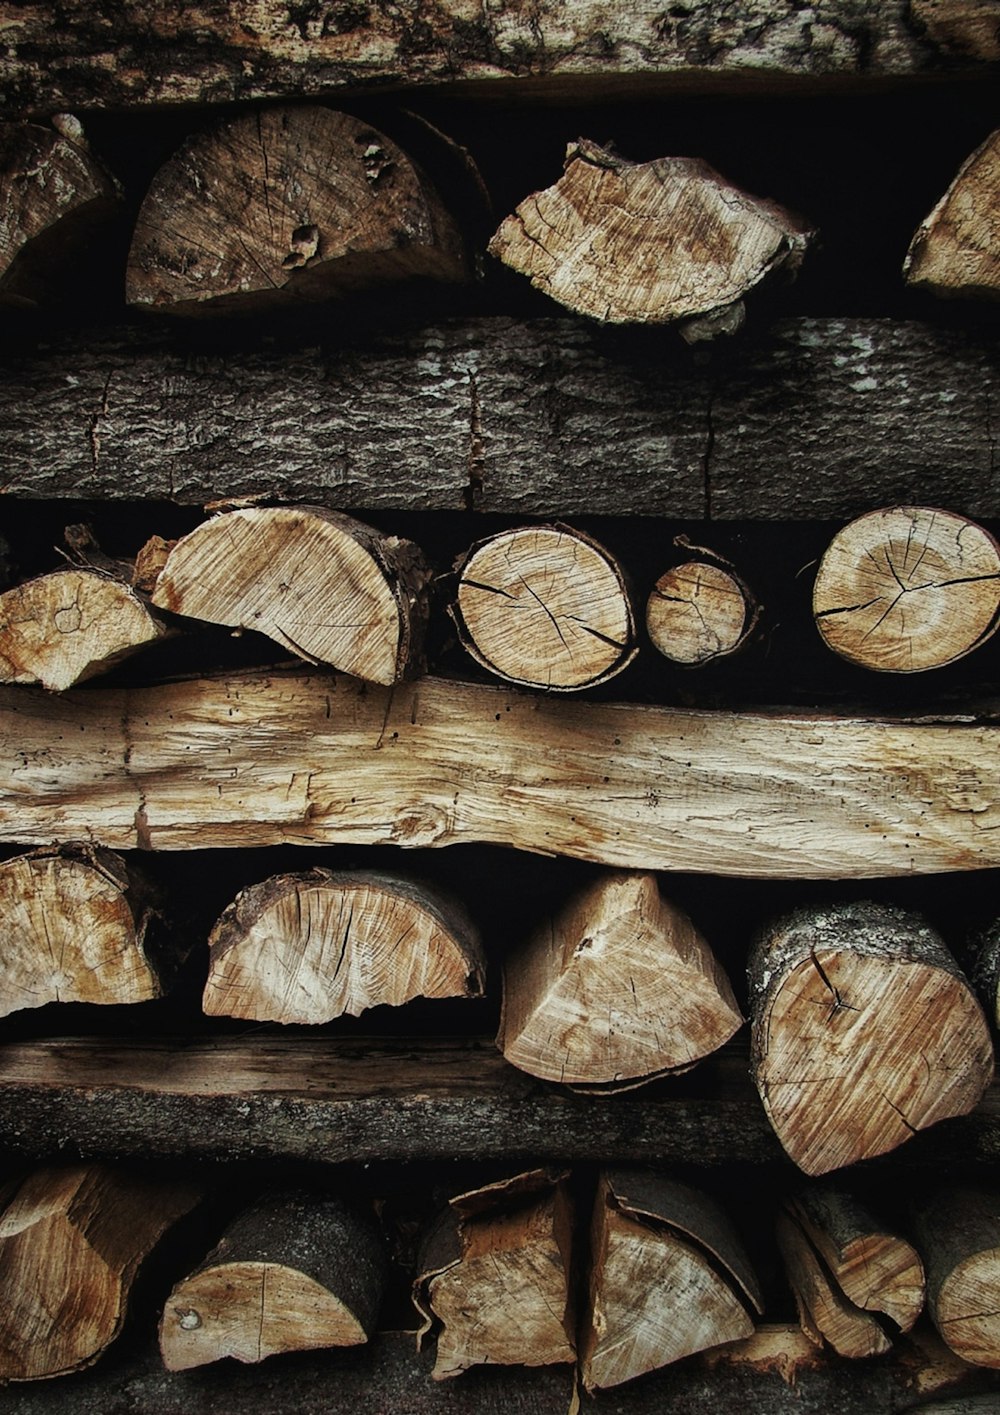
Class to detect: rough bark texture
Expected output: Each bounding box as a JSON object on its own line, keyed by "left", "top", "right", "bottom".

{"left": 904, "top": 128, "right": 1000, "bottom": 300}
{"left": 775, "top": 1209, "right": 892, "bottom": 1359}
{"left": 0, "top": 318, "right": 996, "bottom": 520}
{"left": 912, "top": 1187, "right": 1000, "bottom": 1368}
{"left": 911, "top": 0, "right": 1000, "bottom": 59}
{"left": 973, "top": 920, "right": 1000, "bottom": 1026}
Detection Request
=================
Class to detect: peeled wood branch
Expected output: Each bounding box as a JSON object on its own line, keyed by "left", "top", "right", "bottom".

{"left": 775, "top": 1209, "right": 892, "bottom": 1359}
{"left": 497, "top": 871, "right": 742, "bottom": 1089}
{"left": 904, "top": 129, "right": 1000, "bottom": 300}
{"left": 912, "top": 1187, "right": 1000, "bottom": 1367}
{"left": 203, "top": 869, "right": 484, "bottom": 1024}
{"left": 749, "top": 901, "right": 994, "bottom": 1176}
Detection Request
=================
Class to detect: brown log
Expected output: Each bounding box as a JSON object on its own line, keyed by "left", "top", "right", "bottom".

{"left": 812, "top": 506, "right": 1000, "bottom": 672}
{"left": 912, "top": 1187, "right": 1000, "bottom": 1367}
{"left": 127, "top": 107, "right": 466, "bottom": 318}
{"left": 646, "top": 549, "right": 759, "bottom": 665}
{"left": 775, "top": 1209, "right": 892, "bottom": 1359}
{"left": 150, "top": 507, "right": 431, "bottom": 685}
{"left": 414, "top": 1169, "right": 575, "bottom": 1380}
{"left": 497, "top": 871, "right": 742, "bottom": 1089}
{"left": 451, "top": 524, "right": 638, "bottom": 691}
{"left": 911, "top": 0, "right": 1000, "bottom": 59}
{"left": 748, "top": 901, "right": 994, "bottom": 1176}
{"left": 0, "top": 1162, "right": 199, "bottom": 1381}
{"left": 904, "top": 129, "right": 1000, "bottom": 300}
{"left": 160, "top": 1190, "right": 384, "bottom": 1371}
{"left": 0, "top": 845, "right": 172, "bottom": 1020}
{"left": 973, "top": 920, "right": 1000, "bottom": 1028}
{"left": 581, "top": 1168, "right": 762, "bottom": 1390}
{"left": 488, "top": 139, "right": 813, "bottom": 339}
{"left": 203, "top": 869, "right": 485, "bottom": 1024}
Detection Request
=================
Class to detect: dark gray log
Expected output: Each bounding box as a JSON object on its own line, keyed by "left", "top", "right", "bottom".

{"left": 0, "top": 319, "right": 995, "bottom": 519}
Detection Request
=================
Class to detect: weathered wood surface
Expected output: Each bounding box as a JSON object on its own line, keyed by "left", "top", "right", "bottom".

{"left": 0, "top": 319, "right": 996, "bottom": 519}
{"left": 2, "top": 671, "right": 1000, "bottom": 877}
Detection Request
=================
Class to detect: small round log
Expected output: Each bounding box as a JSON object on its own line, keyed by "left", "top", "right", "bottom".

{"left": 646, "top": 560, "right": 757, "bottom": 665}
{"left": 904, "top": 129, "right": 1000, "bottom": 301}
{"left": 911, "top": 1186, "right": 1000, "bottom": 1367}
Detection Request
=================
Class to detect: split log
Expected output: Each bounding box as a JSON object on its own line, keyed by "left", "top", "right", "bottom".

{"left": 581, "top": 1168, "right": 763, "bottom": 1390}
{"left": 451, "top": 524, "right": 637, "bottom": 691}
{"left": 203, "top": 869, "right": 484, "bottom": 1024}
{"left": 414, "top": 1170, "right": 575, "bottom": 1380}
{"left": 646, "top": 552, "right": 759, "bottom": 665}
{"left": 904, "top": 129, "right": 1000, "bottom": 300}
{"left": 0, "top": 118, "right": 118, "bottom": 307}
{"left": 127, "top": 107, "right": 466, "bottom": 318}
{"left": 0, "top": 845, "right": 171, "bottom": 1020}
{"left": 812, "top": 506, "right": 1000, "bottom": 672}
{"left": 749, "top": 901, "right": 994, "bottom": 1175}
{"left": 160, "top": 1191, "right": 384, "bottom": 1370}
{"left": 775, "top": 1209, "right": 892, "bottom": 1359}
{"left": 488, "top": 139, "right": 813, "bottom": 338}
{"left": 150, "top": 507, "right": 431, "bottom": 685}
{"left": 497, "top": 871, "right": 742, "bottom": 1089}
{"left": 0, "top": 1163, "right": 199, "bottom": 1381}
{"left": 912, "top": 1187, "right": 1000, "bottom": 1367}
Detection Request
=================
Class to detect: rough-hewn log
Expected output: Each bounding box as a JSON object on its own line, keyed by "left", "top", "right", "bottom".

{"left": 775, "top": 1208, "right": 893, "bottom": 1358}
{"left": 203, "top": 869, "right": 484, "bottom": 1024}
{"left": 749, "top": 902, "right": 994, "bottom": 1175}
{"left": 912, "top": 1187, "right": 1000, "bottom": 1368}
{"left": 646, "top": 552, "right": 759, "bottom": 665}
{"left": 0, "top": 318, "right": 996, "bottom": 520}
{"left": 905, "top": 128, "right": 1000, "bottom": 299}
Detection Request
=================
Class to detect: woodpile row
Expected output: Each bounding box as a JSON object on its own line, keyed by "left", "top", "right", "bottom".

{"left": 1, "top": 8, "right": 1000, "bottom": 1411}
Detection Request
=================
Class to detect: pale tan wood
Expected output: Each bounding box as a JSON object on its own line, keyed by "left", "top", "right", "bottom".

{"left": 488, "top": 139, "right": 812, "bottom": 336}
{"left": 913, "top": 1187, "right": 1000, "bottom": 1368}
{"left": 2, "top": 672, "right": 1000, "bottom": 878}
{"left": 646, "top": 560, "right": 757, "bottom": 664}
{"left": 0, "top": 1163, "right": 199, "bottom": 1381}
{"left": 775, "top": 1210, "right": 892, "bottom": 1359}
{"left": 203, "top": 869, "right": 484, "bottom": 1024}
{"left": 0, "top": 565, "right": 169, "bottom": 692}
{"left": 452, "top": 523, "right": 637, "bottom": 691}
{"left": 749, "top": 901, "right": 994, "bottom": 1176}
{"left": 813, "top": 506, "right": 1000, "bottom": 672}
{"left": 151, "top": 507, "right": 431, "bottom": 685}
{"left": 160, "top": 1191, "right": 384, "bottom": 1371}
{"left": 498, "top": 870, "right": 742, "bottom": 1087}
{"left": 904, "top": 130, "right": 1000, "bottom": 300}
{"left": 127, "top": 106, "right": 466, "bottom": 317}
{"left": 415, "top": 1170, "right": 575, "bottom": 1380}
{"left": 581, "top": 1169, "right": 761, "bottom": 1390}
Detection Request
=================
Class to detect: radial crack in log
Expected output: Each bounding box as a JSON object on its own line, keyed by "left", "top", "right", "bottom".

{"left": 912, "top": 1187, "right": 1000, "bottom": 1368}
{"left": 904, "top": 129, "right": 1000, "bottom": 300}
{"left": 646, "top": 554, "right": 759, "bottom": 665}
{"left": 776, "top": 1208, "right": 893, "bottom": 1359}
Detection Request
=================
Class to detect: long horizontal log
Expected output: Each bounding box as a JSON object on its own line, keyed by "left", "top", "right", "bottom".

{"left": 2, "top": 671, "right": 1000, "bottom": 876}
{"left": 0, "top": 318, "right": 996, "bottom": 519}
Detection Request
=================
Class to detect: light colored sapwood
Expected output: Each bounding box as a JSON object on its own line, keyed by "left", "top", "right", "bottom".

{"left": 912, "top": 1187, "right": 1000, "bottom": 1368}
{"left": 775, "top": 1210, "right": 892, "bottom": 1359}
{"left": 905, "top": 130, "right": 1000, "bottom": 298}
{"left": 498, "top": 870, "right": 742, "bottom": 1088}
{"left": 646, "top": 560, "right": 757, "bottom": 664}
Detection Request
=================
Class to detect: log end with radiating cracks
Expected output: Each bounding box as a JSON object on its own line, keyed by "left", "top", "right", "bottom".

{"left": 487, "top": 138, "right": 814, "bottom": 338}
{"left": 812, "top": 505, "right": 1000, "bottom": 672}
{"left": 126, "top": 106, "right": 468, "bottom": 317}
{"left": 646, "top": 557, "right": 758, "bottom": 665}
{"left": 904, "top": 129, "right": 1000, "bottom": 301}
{"left": 451, "top": 523, "right": 638, "bottom": 691}
{"left": 202, "top": 869, "right": 485, "bottom": 1024}
{"left": 498, "top": 870, "right": 743, "bottom": 1089}
{"left": 749, "top": 900, "right": 994, "bottom": 1176}
{"left": 151, "top": 505, "right": 432, "bottom": 685}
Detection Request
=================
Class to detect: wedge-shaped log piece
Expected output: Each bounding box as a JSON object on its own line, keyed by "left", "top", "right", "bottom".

{"left": 151, "top": 507, "right": 431, "bottom": 685}
{"left": 160, "top": 1190, "right": 384, "bottom": 1371}
{"left": 0, "top": 565, "right": 169, "bottom": 692}
{"left": 0, "top": 845, "right": 170, "bottom": 1020}
{"left": 498, "top": 871, "right": 742, "bottom": 1088}
{"left": 451, "top": 524, "right": 637, "bottom": 691}
{"left": 414, "top": 1169, "right": 575, "bottom": 1380}
{"left": 127, "top": 107, "right": 466, "bottom": 317}
{"left": 813, "top": 506, "right": 1000, "bottom": 672}
{"left": 646, "top": 557, "right": 759, "bottom": 665}
{"left": 0, "top": 1163, "right": 199, "bottom": 1381}
{"left": 775, "top": 1209, "right": 891, "bottom": 1359}
{"left": 749, "top": 901, "right": 994, "bottom": 1176}
{"left": 581, "top": 1168, "right": 763, "bottom": 1391}
{"left": 912, "top": 1187, "right": 1000, "bottom": 1367}
{"left": 488, "top": 139, "right": 813, "bottom": 337}
{"left": 904, "top": 130, "right": 1000, "bottom": 300}
{"left": 203, "top": 869, "right": 484, "bottom": 1024}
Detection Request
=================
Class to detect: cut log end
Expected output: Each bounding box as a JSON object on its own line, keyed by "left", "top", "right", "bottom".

{"left": 904, "top": 129, "right": 1000, "bottom": 301}
{"left": 646, "top": 561, "right": 756, "bottom": 664}
{"left": 776, "top": 1210, "right": 893, "bottom": 1360}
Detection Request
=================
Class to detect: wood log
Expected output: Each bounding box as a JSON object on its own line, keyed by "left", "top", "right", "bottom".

{"left": 203, "top": 869, "right": 485, "bottom": 1024}
{"left": 451, "top": 524, "right": 637, "bottom": 691}
{"left": 972, "top": 920, "right": 1000, "bottom": 1027}
{"left": 581, "top": 1168, "right": 763, "bottom": 1390}
{"left": 497, "top": 871, "right": 742, "bottom": 1088}
{"left": 0, "top": 118, "right": 118, "bottom": 307}
{"left": 160, "top": 1190, "right": 384, "bottom": 1370}
{"left": 0, "top": 1162, "right": 200, "bottom": 1381}
{"left": 912, "top": 1187, "right": 1000, "bottom": 1367}
{"left": 646, "top": 550, "right": 759, "bottom": 665}
{"left": 3, "top": 672, "right": 1000, "bottom": 878}
{"left": 911, "top": 0, "right": 1000, "bottom": 59}
{"left": 150, "top": 507, "right": 431, "bottom": 685}
{"left": 812, "top": 506, "right": 1000, "bottom": 672}
{"left": 775, "top": 1209, "right": 892, "bottom": 1359}
{"left": 414, "top": 1169, "right": 575, "bottom": 1380}
{"left": 0, "top": 845, "right": 172, "bottom": 1020}
{"left": 127, "top": 107, "right": 466, "bottom": 318}
{"left": 749, "top": 901, "right": 994, "bottom": 1176}
{"left": 489, "top": 139, "right": 812, "bottom": 338}
{"left": 904, "top": 129, "right": 1000, "bottom": 300}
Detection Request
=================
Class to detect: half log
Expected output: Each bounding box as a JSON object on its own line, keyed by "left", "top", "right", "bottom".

{"left": 904, "top": 129, "right": 1000, "bottom": 300}
{"left": 775, "top": 1208, "right": 892, "bottom": 1359}
{"left": 912, "top": 1187, "right": 1000, "bottom": 1367}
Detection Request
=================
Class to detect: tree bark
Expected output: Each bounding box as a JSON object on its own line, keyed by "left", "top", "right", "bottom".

{"left": 775, "top": 1209, "right": 893, "bottom": 1359}
{"left": 912, "top": 1187, "right": 1000, "bottom": 1368}
{"left": 904, "top": 129, "right": 1000, "bottom": 300}
{"left": 646, "top": 549, "right": 759, "bottom": 665}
